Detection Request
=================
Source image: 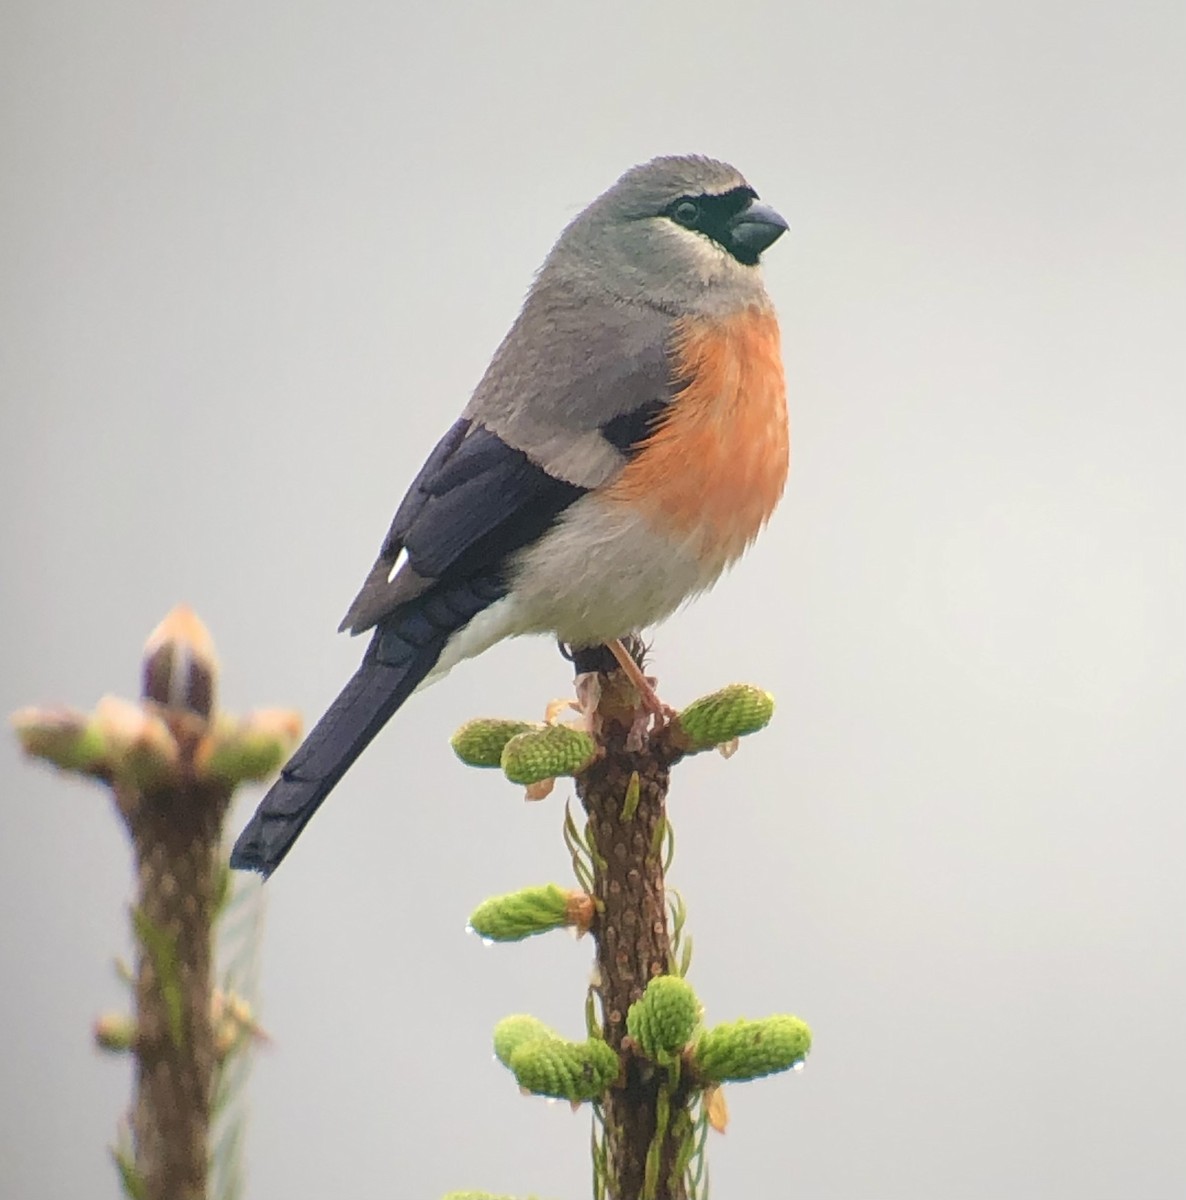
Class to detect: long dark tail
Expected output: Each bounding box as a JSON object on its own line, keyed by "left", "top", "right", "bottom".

{"left": 230, "top": 576, "right": 505, "bottom": 877}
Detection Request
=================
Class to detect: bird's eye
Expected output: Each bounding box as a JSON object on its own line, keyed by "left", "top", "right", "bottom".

{"left": 671, "top": 199, "right": 701, "bottom": 228}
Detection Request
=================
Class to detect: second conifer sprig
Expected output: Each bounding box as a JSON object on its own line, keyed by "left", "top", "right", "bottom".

{"left": 448, "top": 666, "right": 805, "bottom": 1200}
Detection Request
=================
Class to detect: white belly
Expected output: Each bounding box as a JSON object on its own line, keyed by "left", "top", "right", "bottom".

{"left": 420, "top": 493, "right": 731, "bottom": 689}
{"left": 503, "top": 493, "right": 726, "bottom": 646}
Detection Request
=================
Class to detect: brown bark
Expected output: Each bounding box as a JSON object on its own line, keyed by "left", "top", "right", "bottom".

{"left": 118, "top": 773, "right": 231, "bottom": 1200}
{"left": 572, "top": 644, "right": 692, "bottom": 1200}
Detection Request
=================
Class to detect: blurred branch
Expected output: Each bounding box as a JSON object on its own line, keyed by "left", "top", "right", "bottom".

{"left": 13, "top": 606, "right": 298, "bottom": 1200}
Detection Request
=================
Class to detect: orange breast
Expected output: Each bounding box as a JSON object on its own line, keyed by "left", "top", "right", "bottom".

{"left": 603, "top": 307, "right": 789, "bottom": 568}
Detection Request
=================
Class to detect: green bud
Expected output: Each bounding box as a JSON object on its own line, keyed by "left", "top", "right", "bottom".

{"left": 442, "top": 1193, "right": 542, "bottom": 1200}
{"left": 510, "top": 1035, "right": 620, "bottom": 1103}
{"left": 111, "top": 1145, "right": 145, "bottom": 1200}
{"left": 211, "top": 989, "right": 265, "bottom": 1061}
{"left": 470, "top": 884, "right": 573, "bottom": 942}
{"left": 441, "top": 1194, "right": 524, "bottom": 1200}
{"left": 672, "top": 685, "right": 774, "bottom": 754}
{"left": 93, "top": 1012, "right": 137, "bottom": 1053}
{"left": 141, "top": 604, "right": 219, "bottom": 722}
{"left": 501, "top": 726, "right": 597, "bottom": 785}
{"left": 693, "top": 1015, "right": 811, "bottom": 1083}
{"left": 493, "top": 1014, "right": 556, "bottom": 1068}
{"left": 626, "top": 975, "right": 700, "bottom": 1063}
{"left": 451, "top": 719, "right": 537, "bottom": 768}
{"left": 196, "top": 709, "right": 302, "bottom": 785}
{"left": 11, "top": 707, "right": 107, "bottom": 775}
{"left": 94, "top": 696, "right": 180, "bottom": 791}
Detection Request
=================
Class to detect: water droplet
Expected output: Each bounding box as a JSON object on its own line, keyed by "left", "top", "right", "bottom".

{"left": 793, "top": 1060, "right": 805, "bottom": 1072}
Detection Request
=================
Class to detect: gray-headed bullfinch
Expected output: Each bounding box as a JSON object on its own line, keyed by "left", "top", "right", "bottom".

{"left": 231, "top": 155, "right": 789, "bottom": 877}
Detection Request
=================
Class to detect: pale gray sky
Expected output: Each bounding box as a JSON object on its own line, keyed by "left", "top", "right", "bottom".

{"left": 2, "top": 3, "right": 1184, "bottom": 1198}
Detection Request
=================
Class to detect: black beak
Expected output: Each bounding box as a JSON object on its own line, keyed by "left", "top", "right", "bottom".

{"left": 726, "top": 201, "right": 789, "bottom": 264}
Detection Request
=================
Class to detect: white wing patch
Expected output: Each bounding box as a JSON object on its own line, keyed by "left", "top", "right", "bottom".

{"left": 386, "top": 547, "right": 410, "bottom": 583}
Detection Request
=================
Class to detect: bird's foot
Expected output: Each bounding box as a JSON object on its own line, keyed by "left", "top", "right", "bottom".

{"left": 607, "top": 638, "right": 676, "bottom": 730}
{"left": 555, "top": 638, "right": 673, "bottom": 743}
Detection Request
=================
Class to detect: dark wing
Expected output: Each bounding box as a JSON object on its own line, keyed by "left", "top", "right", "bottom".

{"left": 339, "top": 421, "right": 581, "bottom": 634}
{"left": 338, "top": 399, "right": 674, "bottom": 637}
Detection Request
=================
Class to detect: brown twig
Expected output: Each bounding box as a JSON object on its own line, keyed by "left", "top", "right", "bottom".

{"left": 570, "top": 641, "right": 691, "bottom": 1200}
{"left": 118, "top": 771, "right": 230, "bottom": 1200}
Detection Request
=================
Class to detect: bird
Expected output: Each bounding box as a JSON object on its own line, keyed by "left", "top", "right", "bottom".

{"left": 230, "top": 155, "right": 790, "bottom": 877}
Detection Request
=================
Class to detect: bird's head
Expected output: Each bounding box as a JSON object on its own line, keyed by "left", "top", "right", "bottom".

{"left": 544, "top": 155, "right": 788, "bottom": 314}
